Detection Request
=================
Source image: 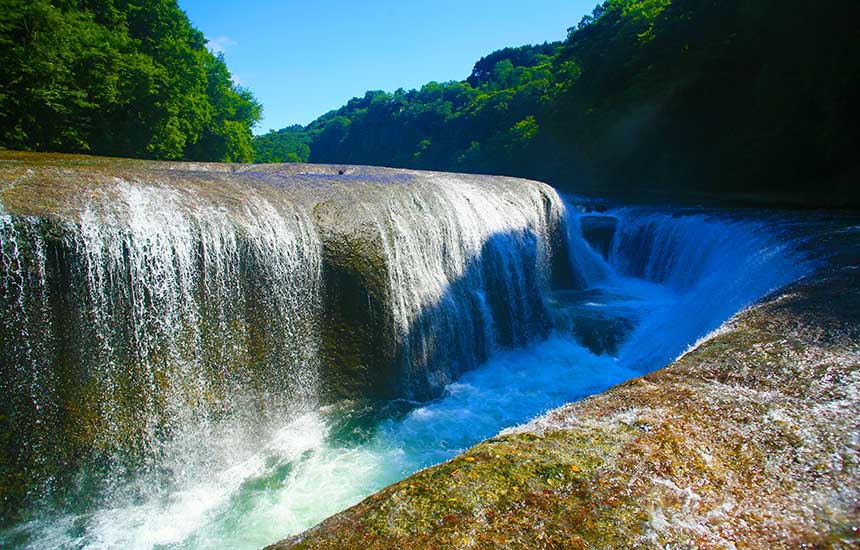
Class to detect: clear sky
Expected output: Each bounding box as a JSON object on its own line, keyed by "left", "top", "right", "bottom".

{"left": 179, "top": 0, "right": 596, "bottom": 134}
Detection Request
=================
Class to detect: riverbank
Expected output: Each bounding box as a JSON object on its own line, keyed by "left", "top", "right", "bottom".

{"left": 270, "top": 227, "right": 860, "bottom": 549}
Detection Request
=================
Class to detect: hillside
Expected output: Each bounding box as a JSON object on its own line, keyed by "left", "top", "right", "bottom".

{"left": 255, "top": 0, "right": 860, "bottom": 207}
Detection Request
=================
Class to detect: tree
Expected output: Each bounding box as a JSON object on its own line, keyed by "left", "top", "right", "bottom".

{"left": 253, "top": 125, "right": 310, "bottom": 163}
{"left": 259, "top": 0, "right": 858, "bottom": 206}
{"left": 0, "top": 0, "right": 261, "bottom": 162}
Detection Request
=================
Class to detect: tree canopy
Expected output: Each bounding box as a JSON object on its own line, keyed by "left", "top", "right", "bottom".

{"left": 256, "top": 0, "right": 859, "bottom": 206}
{"left": 0, "top": 0, "right": 261, "bottom": 162}
{"left": 2, "top": 0, "right": 856, "bottom": 203}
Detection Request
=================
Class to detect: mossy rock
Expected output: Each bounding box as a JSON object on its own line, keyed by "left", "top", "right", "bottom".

{"left": 0, "top": 151, "right": 567, "bottom": 521}
{"left": 268, "top": 260, "right": 860, "bottom": 549}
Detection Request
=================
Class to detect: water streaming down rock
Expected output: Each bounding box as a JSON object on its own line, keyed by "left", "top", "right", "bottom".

{"left": 0, "top": 175, "right": 325, "bottom": 515}
{"left": 0, "top": 154, "right": 568, "bottom": 521}
{"left": 271, "top": 166, "right": 569, "bottom": 401}
{"left": 249, "top": 204, "right": 816, "bottom": 550}
{"left": 0, "top": 154, "right": 817, "bottom": 550}
{"left": 562, "top": 205, "right": 616, "bottom": 288}
{"left": 362, "top": 177, "right": 565, "bottom": 398}
{"left": 561, "top": 205, "right": 813, "bottom": 370}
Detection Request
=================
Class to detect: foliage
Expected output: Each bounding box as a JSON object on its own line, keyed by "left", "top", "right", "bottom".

{"left": 258, "top": 0, "right": 860, "bottom": 205}
{"left": 253, "top": 125, "right": 310, "bottom": 163}
{"left": 0, "top": 0, "right": 261, "bottom": 162}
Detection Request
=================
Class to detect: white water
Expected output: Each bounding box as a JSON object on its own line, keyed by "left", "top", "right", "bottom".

{"left": 1, "top": 200, "right": 813, "bottom": 550}
{"left": 0, "top": 180, "right": 325, "bottom": 547}
{"left": 365, "top": 175, "right": 564, "bottom": 396}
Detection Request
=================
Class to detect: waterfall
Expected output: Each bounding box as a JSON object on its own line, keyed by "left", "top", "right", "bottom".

{"left": 0, "top": 178, "right": 324, "bottom": 517}
{"left": 0, "top": 160, "right": 818, "bottom": 550}
{"left": 562, "top": 204, "right": 616, "bottom": 287}
{"left": 364, "top": 174, "right": 565, "bottom": 398}
{"left": 557, "top": 205, "right": 813, "bottom": 370}
{"left": 0, "top": 164, "right": 568, "bottom": 526}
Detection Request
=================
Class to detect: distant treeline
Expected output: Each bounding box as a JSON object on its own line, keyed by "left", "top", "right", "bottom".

{"left": 0, "top": 0, "right": 260, "bottom": 162}
{"left": 255, "top": 0, "right": 860, "bottom": 205}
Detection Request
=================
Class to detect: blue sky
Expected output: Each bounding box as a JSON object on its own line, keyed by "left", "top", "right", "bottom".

{"left": 179, "top": 0, "right": 596, "bottom": 134}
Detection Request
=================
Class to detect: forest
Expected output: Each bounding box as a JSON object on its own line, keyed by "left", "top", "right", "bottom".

{"left": 0, "top": 0, "right": 260, "bottom": 162}
{"left": 255, "top": 0, "right": 860, "bottom": 205}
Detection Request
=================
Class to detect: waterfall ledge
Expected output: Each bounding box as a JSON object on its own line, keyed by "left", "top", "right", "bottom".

{"left": 0, "top": 151, "right": 567, "bottom": 520}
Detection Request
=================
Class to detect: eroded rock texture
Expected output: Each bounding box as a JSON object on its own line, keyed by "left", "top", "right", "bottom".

{"left": 271, "top": 259, "right": 860, "bottom": 549}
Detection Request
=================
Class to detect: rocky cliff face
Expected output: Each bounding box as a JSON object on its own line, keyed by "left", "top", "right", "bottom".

{"left": 0, "top": 151, "right": 567, "bottom": 520}
{"left": 269, "top": 231, "right": 860, "bottom": 549}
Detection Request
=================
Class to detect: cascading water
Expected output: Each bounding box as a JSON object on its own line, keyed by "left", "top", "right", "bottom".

{"left": 364, "top": 176, "right": 562, "bottom": 397}
{"left": 0, "top": 164, "right": 815, "bottom": 550}
{"left": 0, "top": 164, "right": 567, "bottom": 549}
{"left": 603, "top": 207, "right": 812, "bottom": 370}
{"left": 0, "top": 178, "right": 326, "bottom": 546}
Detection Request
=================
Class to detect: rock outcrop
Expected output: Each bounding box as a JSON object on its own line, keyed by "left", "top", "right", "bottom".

{"left": 269, "top": 232, "right": 860, "bottom": 549}
{"left": 0, "top": 151, "right": 567, "bottom": 520}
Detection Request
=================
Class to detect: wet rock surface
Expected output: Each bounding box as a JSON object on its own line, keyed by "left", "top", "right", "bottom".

{"left": 269, "top": 235, "right": 860, "bottom": 549}
{"left": 579, "top": 214, "right": 617, "bottom": 259}
{"left": 0, "top": 151, "right": 566, "bottom": 521}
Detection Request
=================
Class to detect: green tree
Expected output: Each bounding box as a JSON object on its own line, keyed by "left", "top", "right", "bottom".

{"left": 253, "top": 125, "right": 310, "bottom": 163}
{"left": 261, "top": 0, "right": 858, "bottom": 206}
{"left": 0, "top": 0, "right": 261, "bottom": 162}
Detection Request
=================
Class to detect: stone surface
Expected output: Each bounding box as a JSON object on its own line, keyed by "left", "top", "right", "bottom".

{"left": 579, "top": 214, "right": 617, "bottom": 259}
{"left": 0, "top": 151, "right": 567, "bottom": 521}
{"left": 269, "top": 243, "right": 860, "bottom": 549}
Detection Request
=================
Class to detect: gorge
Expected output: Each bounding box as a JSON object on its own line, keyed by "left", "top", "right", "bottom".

{"left": 0, "top": 152, "right": 857, "bottom": 549}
